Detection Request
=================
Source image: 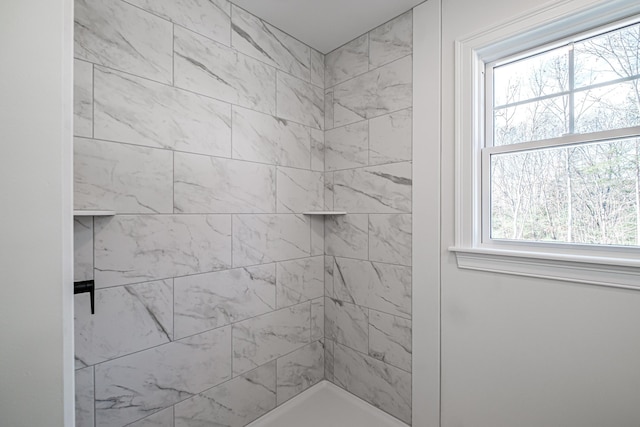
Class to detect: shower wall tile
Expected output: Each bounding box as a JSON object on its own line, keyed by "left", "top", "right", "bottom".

{"left": 334, "top": 257, "right": 411, "bottom": 319}
{"left": 74, "top": 59, "right": 92, "bottom": 138}
{"left": 311, "top": 297, "right": 325, "bottom": 341}
{"left": 94, "top": 214, "right": 231, "bottom": 287}
{"left": 310, "top": 216, "right": 324, "bottom": 256}
{"left": 324, "top": 89, "right": 334, "bottom": 130}
{"left": 324, "top": 172, "right": 335, "bottom": 210}
{"left": 174, "top": 152, "right": 276, "bottom": 214}
{"left": 332, "top": 55, "right": 412, "bottom": 127}
{"left": 232, "top": 214, "right": 310, "bottom": 267}
{"left": 94, "top": 67, "right": 231, "bottom": 157}
{"left": 310, "top": 128, "right": 325, "bottom": 171}
{"left": 369, "top": 214, "right": 412, "bottom": 266}
{"left": 276, "top": 167, "right": 324, "bottom": 213}
{"left": 95, "top": 327, "right": 232, "bottom": 427}
{"left": 127, "top": 0, "right": 231, "bottom": 46}
{"left": 232, "top": 107, "right": 311, "bottom": 169}
{"left": 333, "top": 343, "right": 411, "bottom": 424}
{"left": 276, "top": 72, "right": 324, "bottom": 130}
{"left": 276, "top": 256, "right": 324, "bottom": 308}
{"left": 173, "top": 264, "right": 276, "bottom": 340}
{"left": 325, "top": 34, "right": 369, "bottom": 88}
{"left": 325, "top": 339, "right": 335, "bottom": 383}
{"left": 369, "top": 11, "right": 413, "bottom": 69}
{"left": 325, "top": 121, "right": 369, "bottom": 171}
{"left": 324, "top": 256, "right": 335, "bottom": 298}
{"left": 74, "top": 217, "right": 93, "bottom": 282}
{"left": 174, "top": 26, "right": 276, "bottom": 115}
{"left": 334, "top": 162, "right": 412, "bottom": 214}
{"left": 175, "top": 361, "right": 276, "bottom": 427}
{"left": 310, "top": 49, "right": 324, "bottom": 88}
{"left": 127, "top": 406, "right": 173, "bottom": 427}
{"left": 369, "top": 310, "right": 412, "bottom": 372}
{"left": 75, "top": 367, "right": 94, "bottom": 427}
{"left": 231, "top": 5, "right": 310, "bottom": 81}
{"left": 276, "top": 341, "right": 324, "bottom": 405}
{"left": 74, "top": 138, "right": 173, "bottom": 214}
{"left": 75, "top": 0, "right": 173, "bottom": 83}
{"left": 232, "top": 302, "right": 311, "bottom": 375}
{"left": 324, "top": 214, "right": 368, "bottom": 260}
{"left": 75, "top": 280, "right": 173, "bottom": 367}
{"left": 325, "top": 297, "right": 369, "bottom": 354}
{"left": 369, "top": 108, "right": 412, "bottom": 166}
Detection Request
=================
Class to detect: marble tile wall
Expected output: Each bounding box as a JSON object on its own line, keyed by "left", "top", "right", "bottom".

{"left": 73, "top": 1, "right": 326, "bottom": 426}
{"left": 322, "top": 11, "right": 414, "bottom": 425}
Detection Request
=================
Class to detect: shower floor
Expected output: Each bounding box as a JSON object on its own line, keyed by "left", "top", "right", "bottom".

{"left": 247, "top": 381, "right": 409, "bottom": 427}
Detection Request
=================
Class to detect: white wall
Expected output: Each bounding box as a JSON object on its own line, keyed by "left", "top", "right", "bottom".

{"left": 437, "top": 0, "right": 640, "bottom": 426}
{"left": 0, "top": 0, "right": 74, "bottom": 426}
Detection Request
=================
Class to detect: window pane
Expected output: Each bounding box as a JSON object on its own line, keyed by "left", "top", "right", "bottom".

{"left": 494, "top": 95, "right": 568, "bottom": 146}
{"left": 574, "top": 80, "right": 640, "bottom": 133}
{"left": 494, "top": 47, "right": 569, "bottom": 107}
{"left": 491, "top": 137, "right": 640, "bottom": 246}
{"left": 574, "top": 22, "right": 640, "bottom": 89}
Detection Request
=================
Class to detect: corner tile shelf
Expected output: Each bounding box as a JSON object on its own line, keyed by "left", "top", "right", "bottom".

{"left": 302, "top": 211, "right": 347, "bottom": 215}
{"left": 73, "top": 210, "right": 116, "bottom": 217}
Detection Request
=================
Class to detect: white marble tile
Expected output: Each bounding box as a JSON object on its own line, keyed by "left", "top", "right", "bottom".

{"left": 324, "top": 214, "right": 368, "bottom": 260}
{"left": 75, "top": 367, "right": 94, "bottom": 427}
{"left": 369, "top": 214, "right": 412, "bottom": 266}
{"left": 334, "top": 257, "right": 411, "bottom": 319}
{"left": 369, "top": 310, "right": 412, "bottom": 372}
{"left": 174, "top": 264, "right": 276, "bottom": 339}
{"left": 232, "top": 106, "right": 311, "bottom": 169}
{"left": 369, "top": 11, "right": 413, "bottom": 69}
{"left": 324, "top": 256, "right": 335, "bottom": 298}
{"left": 127, "top": 0, "right": 231, "bottom": 46}
{"left": 74, "top": 59, "right": 92, "bottom": 138}
{"left": 324, "top": 172, "right": 334, "bottom": 211}
{"left": 94, "top": 67, "right": 231, "bottom": 157}
{"left": 95, "top": 327, "right": 232, "bottom": 427}
{"left": 95, "top": 215, "right": 231, "bottom": 287}
{"left": 174, "top": 26, "right": 276, "bottom": 115}
{"left": 276, "top": 168, "right": 324, "bottom": 213}
{"left": 325, "top": 89, "right": 334, "bottom": 130}
{"left": 232, "top": 214, "right": 310, "bottom": 267}
{"left": 311, "top": 297, "right": 325, "bottom": 341}
{"left": 74, "top": 217, "right": 93, "bottom": 282}
{"left": 369, "top": 108, "right": 412, "bottom": 166}
{"left": 127, "top": 407, "right": 173, "bottom": 427}
{"left": 325, "top": 339, "right": 335, "bottom": 383}
{"left": 333, "top": 343, "right": 411, "bottom": 424}
{"left": 232, "top": 303, "right": 311, "bottom": 376}
{"left": 325, "top": 297, "right": 369, "bottom": 354}
{"left": 75, "top": 0, "right": 173, "bottom": 83}
{"left": 276, "top": 341, "right": 324, "bottom": 405}
{"left": 325, "top": 121, "right": 369, "bottom": 171}
{"left": 310, "top": 216, "right": 324, "bottom": 257}
{"left": 277, "top": 72, "right": 324, "bottom": 130}
{"left": 175, "top": 361, "right": 276, "bottom": 427}
{"left": 276, "top": 256, "right": 324, "bottom": 308}
{"left": 334, "top": 162, "right": 412, "bottom": 214}
{"left": 231, "top": 5, "right": 310, "bottom": 81}
{"left": 332, "top": 55, "right": 412, "bottom": 127}
{"left": 310, "top": 49, "right": 324, "bottom": 88}
{"left": 75, "top": 280, "right": 173, "bottom": 367}
{"left": 74, "top": 138, "right": 173, "bottom": 214}
{"left": 310, "top": 128, "right": 324, "bottom": 172}
{"left": 325, "top": 35, "right": 369, "bottom": 88}
{"left": 174, "top": 152, "right": 276, "bottom": 214}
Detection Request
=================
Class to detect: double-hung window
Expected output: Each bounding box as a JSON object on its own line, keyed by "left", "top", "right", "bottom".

{"left": 452, "top": 0, "right": 640, "bottom": 288}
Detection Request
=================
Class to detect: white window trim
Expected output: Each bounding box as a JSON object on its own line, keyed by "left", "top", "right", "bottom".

{"left": 451, "top": 0, "right": 640, "bottom": 290}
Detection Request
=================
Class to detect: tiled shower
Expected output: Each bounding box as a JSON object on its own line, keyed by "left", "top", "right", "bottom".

{"left": 72, "top": 0, "right": 413, "bottom": 425}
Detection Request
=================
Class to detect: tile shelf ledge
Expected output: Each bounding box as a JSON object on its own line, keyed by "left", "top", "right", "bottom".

{"left": 73, "top": 210, "right": 116, "bottom": 217}
{"left": 302, "top": 211, "right": 347, "bottom": 215}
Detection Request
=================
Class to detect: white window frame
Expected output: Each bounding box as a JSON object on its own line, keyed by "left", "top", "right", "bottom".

{"left": 451, "top": 0, "right": 640, "bottom": 290}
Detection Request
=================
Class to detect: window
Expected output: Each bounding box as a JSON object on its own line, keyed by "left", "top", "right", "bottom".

{"left": 452, "top": 0, "right": 640, "bottom": 289}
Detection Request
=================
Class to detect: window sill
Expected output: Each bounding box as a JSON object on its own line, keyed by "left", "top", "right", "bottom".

{"left": 450, "top": 246, "right": 640, "bottom": 290}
